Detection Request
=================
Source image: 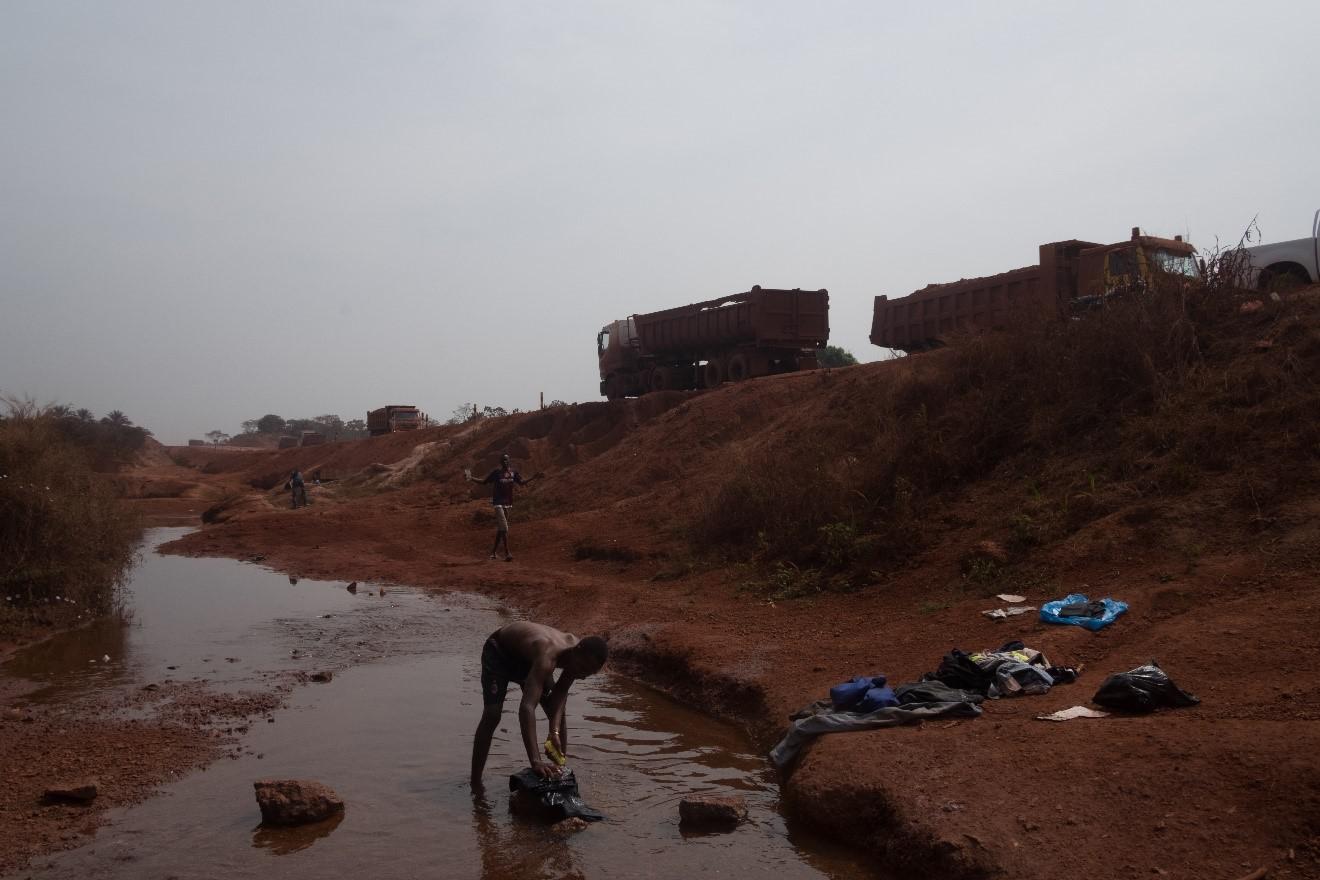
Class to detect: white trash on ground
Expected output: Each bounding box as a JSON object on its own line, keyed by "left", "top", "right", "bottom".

{"left": 1036, "top": 706, "right": 1110, "bottom": 722}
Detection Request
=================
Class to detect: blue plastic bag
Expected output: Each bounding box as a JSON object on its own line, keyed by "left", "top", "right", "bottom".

{"left": 1039, "top": 593, "right": 1128, "bottom": 631}
{"left": 855, "top": 685, "right": 899, "bottom": 712}
{"left": 830, "top": 675, "right": 887, "bottom": 710}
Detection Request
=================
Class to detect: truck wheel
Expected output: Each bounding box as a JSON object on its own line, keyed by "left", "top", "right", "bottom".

{"left": 726, "top": 353, "right": 749, "bottom": 383}
{"left": 651, "top": 367, "right": 672, "bottom": 392}
{"left": 1258, "top": 264, "right": 1309, "bottom": 293}
{"left": 604, "top": 376, "right": 623, "bottom": 400}
{"left": 702, "top": 358, "right": 724, "bottom": 389}
{"left": 796, "top": 354, "right": 819, "bottom": 371}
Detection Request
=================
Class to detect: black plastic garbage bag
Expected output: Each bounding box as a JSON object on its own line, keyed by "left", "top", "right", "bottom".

{"left": 1092, "top": 663, "right": 1199, "bottom": 713}
{"left": 508, "top": 768, "right": 606, "bottom": 822}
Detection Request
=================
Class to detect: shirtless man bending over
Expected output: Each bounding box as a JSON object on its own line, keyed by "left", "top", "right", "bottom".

{"left": 471, "top": 621, "right": 609, "bottom": 785}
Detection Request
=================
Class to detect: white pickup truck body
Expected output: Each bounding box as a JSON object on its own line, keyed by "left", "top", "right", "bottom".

{"left": 1245, "top": 209, "right": 1320, "bottom": 289}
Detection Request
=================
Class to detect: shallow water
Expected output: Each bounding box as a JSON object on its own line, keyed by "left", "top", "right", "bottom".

{"left": 5, "top": 529, "right": 874, "bottom": 879}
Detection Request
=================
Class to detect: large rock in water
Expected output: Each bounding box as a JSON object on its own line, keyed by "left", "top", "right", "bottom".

{"left": 679, "top": 795, "right": 747, "bottom": 830}
{"left": 253, "top": 779, "right": 344, "bottom": 826}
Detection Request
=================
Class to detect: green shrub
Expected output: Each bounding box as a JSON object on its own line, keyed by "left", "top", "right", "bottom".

{"left": 0, "top": 402, "right": 140, "bottom": 627}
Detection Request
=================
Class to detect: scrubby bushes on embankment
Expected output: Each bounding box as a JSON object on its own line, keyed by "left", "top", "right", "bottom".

{"left": 692, "top": 278, "right": 1320, "bottom": 594}
{"left": 0, "top": 401, "right": 144, "bottom": 637}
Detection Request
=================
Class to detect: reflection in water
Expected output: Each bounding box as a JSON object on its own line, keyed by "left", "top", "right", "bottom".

{"left": 2, "top": 611, "right": 132, "bottom": 702}
{"left": 471, "top": 788, "right": 583, "bottom": 880}
{"left": 250, "top": 811, "right": 344, "bottom": 855}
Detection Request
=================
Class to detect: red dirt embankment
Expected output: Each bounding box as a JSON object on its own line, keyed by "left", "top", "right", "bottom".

{"left": 161, "top": 289, "right": 1320, "bottom": 880}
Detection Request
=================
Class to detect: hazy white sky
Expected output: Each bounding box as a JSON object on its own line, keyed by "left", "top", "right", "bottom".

{"left": 2, "top": 1, "right": 1316, "bottom": 442}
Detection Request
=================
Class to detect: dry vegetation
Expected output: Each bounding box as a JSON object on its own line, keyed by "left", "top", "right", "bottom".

{"left": 0, "top": 401, "right": 144, "bottom": 638}
{"left": 692, "top": 271, "right": 1320, "bottom": 597}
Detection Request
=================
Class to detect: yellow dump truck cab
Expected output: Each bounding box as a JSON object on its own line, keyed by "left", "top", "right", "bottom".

{"left": 1074, "top": 229, "right": 1199, "bottom": 308}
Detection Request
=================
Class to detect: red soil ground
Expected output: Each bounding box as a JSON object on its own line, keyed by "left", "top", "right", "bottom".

{"left": 10, "top": 286, "right": 1320, "bottom": 878}
{"left": 136, "top": 347, "right": 1320, "bottom": 880}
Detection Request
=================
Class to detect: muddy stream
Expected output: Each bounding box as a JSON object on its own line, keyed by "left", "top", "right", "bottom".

{"left": 4, "top": 530, "right": 875, "bottom": 879}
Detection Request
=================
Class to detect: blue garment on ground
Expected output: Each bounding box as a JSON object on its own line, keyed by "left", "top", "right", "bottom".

{"left": 855, "top": 685, "right": 898, "bottom": 712}
{"left": 1039, "top": 593, "right": 1128, "bottom": 631}
{"left": 830, "top": 675, "right": 887, "bottom": 711}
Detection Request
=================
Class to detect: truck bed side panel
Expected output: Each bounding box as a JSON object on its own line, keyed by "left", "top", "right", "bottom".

{"left": 637, "top": 288, "right": 829, "bottom": 356}
{"left": 870, "top": 265, "right": 1054, "bottom": 352}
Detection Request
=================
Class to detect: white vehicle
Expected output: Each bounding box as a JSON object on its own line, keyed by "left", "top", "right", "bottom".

{"left": 1245, "top": 209, "right": 1319, "bottom": 290}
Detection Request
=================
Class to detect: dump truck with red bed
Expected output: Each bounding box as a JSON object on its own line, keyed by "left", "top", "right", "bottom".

{"left": 367, "top": 405, "right": 422, "bottom": 436}
{"left": 597, "top": 286, "right": 829, "bottom": 399}
{"left": 870, "top": 228, "right": 1198, "bottom": 354}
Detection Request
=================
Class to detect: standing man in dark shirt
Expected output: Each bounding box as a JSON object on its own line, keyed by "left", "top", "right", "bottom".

{"left": 464, "top": 453, "right": 541, "bottom": 561}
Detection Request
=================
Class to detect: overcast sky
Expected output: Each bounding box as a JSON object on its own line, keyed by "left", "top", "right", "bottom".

{"left": 2, "top": 1, "right": 1316, "bottom": 442}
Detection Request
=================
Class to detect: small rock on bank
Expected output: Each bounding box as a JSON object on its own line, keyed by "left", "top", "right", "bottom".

{"left": 44, "top": 781, "right": 99, "bottom": 804}
{"left": 679, "top": 795, "right": 747, "bottom": 830}
{"left": 254, "top": 779, "right": 344, "bottom": 826}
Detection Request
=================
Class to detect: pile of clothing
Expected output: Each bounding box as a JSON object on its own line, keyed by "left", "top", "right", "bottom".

{"left": 772, "top": 640, "right": 1080, "bottom": 767}
{"left": 928, "top": 639, "right": 1077, "bottom": 699}
{"left": 770, "top": 634, "right": 1199, "bottom": 768}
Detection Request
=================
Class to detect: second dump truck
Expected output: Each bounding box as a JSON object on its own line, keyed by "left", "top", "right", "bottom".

{"left": 597, "top": 286, "right": 829, "bottom": 399}
{"left": 367, "top": 405, "right": 422, "bottom": 436}
{"left": 870, "top": 227, "right": 1199, "bottom": 354}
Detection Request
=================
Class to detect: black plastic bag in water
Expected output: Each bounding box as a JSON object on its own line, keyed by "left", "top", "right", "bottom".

{"left": 1092, "top": 663, "right": 1199, "bottom": 713}
{"left": 508, "top": 768, "right": 606, "bottom": 822}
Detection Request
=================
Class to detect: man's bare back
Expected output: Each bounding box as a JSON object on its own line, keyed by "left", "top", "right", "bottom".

{"left": 495, "top": 621, "right": 580, "bottom": 667}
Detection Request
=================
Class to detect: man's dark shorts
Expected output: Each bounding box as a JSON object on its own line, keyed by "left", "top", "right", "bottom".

{"left": 480, "top": 630, "right": 533, "bottom": 707}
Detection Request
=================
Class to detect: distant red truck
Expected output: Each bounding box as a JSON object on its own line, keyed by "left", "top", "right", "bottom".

{"left": 597, "top": 286, "right": 830, "bottom": 399}
{"left": 367, "top": 405, "right": 422, "bottom": 436}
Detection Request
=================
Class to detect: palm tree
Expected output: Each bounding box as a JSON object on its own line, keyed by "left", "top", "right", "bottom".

{"left": 101, "top": 410, "right": 133, "bottom": 427}
{"left": 75, "top": 408, "right": 94, "bottom": 422}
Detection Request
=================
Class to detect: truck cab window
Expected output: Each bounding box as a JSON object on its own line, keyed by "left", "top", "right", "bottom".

{"left": 597, "top": 329, "right": 609, "bottom": 356}
{"left": 1150, "top": 249, "right": 1199, "bottom": 277}
{"left": 1107, "top": 250, "right": 1137, "bottom": 278}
